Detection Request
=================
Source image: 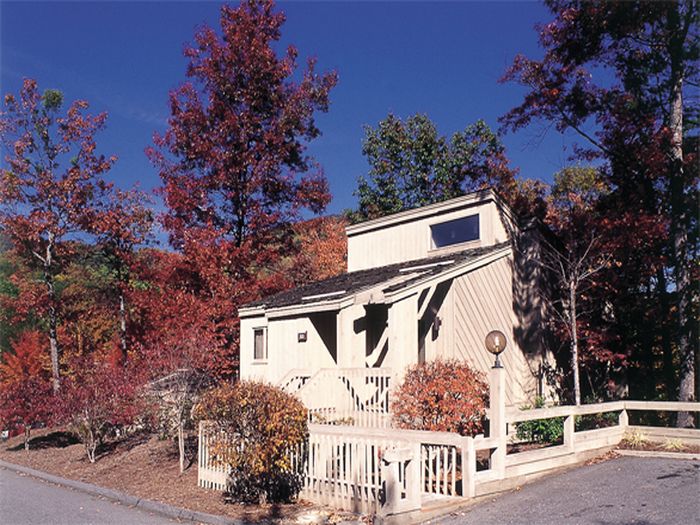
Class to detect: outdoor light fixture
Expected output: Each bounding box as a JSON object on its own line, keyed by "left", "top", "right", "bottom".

{"left": 485, "top": 330, "right": 507, "bottom": 368}
{"left": 298, "top": 331, "right": 308, "bottom": 343}
{"left": 432, "top": 316, "right": 442, "bottom": 339}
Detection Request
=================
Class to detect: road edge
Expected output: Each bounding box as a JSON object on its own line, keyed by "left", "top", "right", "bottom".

{"left": 0, "top": 459, "right": 243, "bottom": 525}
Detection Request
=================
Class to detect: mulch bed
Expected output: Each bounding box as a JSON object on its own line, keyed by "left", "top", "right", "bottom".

{"left": 617, "top": 439, "right": 700, "bottom": 454}
{"left": 0, "top": 427, "right": 346, "bottom": 524}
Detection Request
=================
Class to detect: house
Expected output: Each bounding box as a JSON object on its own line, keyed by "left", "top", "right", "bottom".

{"left": 238, "top": 188, "right": 554, "bottom": 406}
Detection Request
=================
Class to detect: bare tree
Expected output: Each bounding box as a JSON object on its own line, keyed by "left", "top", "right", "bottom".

{"left": 537, "top": 233, "right": 611, "bottom": 406}
{"left": 147, "top": 367, "right": 211, "bottom": 473}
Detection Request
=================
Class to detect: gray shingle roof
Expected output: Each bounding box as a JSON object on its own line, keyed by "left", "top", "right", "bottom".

{"left": 244, "top": 242, "right": 510, "bottom": 310}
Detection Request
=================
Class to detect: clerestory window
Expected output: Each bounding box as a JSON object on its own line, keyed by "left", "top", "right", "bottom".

{"left": 430, "top": 214, "right": 479, "bottom": 248}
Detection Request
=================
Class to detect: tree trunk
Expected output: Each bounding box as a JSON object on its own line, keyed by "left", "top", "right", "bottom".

{"left": 667, "top": 3, "right": 694, "bottom": 427}
{"left": 178, "top": 419, "right": 185, "bottom": 474}
{"left": 44, "top": 235, "right": 60, "bottom": 393}
{"left": 119, "top": 292, "right": 128, "bottom": 362}
{"left": 570, "top": 281, "right": 581, "bottom": 406}
{"left": 24, "top": 427, "right": 30, "bottom": 452}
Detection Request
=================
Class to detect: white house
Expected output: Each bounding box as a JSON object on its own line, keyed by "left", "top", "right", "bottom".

{"left": 239, "top": 188, "right": 554, "bottom": 407}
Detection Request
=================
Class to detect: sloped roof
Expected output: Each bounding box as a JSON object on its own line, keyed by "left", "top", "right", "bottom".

{"left": 244, "top": 242, "right": 510, "bottom": 311}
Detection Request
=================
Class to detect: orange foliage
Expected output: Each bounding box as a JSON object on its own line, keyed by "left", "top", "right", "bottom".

{"left": 194, "top": 381, "right": 307, "bottom": 503}
{"left": 392, "top": 359, "right": 488, "bottom": 436}
{"left": 0, "top": 330, "right": 47, "bottom": 383}
{"left": 293, "top": 215, "right": 347, "bottom": 283}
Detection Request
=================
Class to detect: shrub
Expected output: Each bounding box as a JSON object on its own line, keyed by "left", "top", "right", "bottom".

{"left": 515, "top": 396, "right": 563, "bottom": 444}
{"left": 59, "top": 358, "right": 142, "bottom": 463}
{"left": 391, "top": 359, "right": 488, "bottom": 436}
{"left": 194, "top": 381, "right": 308, "bottom": 504}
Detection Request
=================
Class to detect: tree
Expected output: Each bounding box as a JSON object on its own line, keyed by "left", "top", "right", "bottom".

{"left": 0, "top": 331, "right": 54, "bottom": 450}
{"left": 139, "top": 286, "right": 219, "bottom": 474}
{"left": 354, "top": 114, "right": 517, "bottom": 221}
{"left": 0, "top": 79, "right": 115, "bottom": 391}
{"left": 91, "top": 188, "right": 153, "bottom": 361}
{"left": 289, "top": 216, "right": 347, "bottom": 285}
{"left": 540, "top": 167, "right": 612, "bottom": 405}
{"left": 147, "top": 0, "right": 337, "bottom": 375}
{"left": 501, "top": 1, "right": 698, "bottom": 423}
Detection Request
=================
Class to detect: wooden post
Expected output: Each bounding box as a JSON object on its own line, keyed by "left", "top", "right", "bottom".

{"left": 619, "top": 409, "right": 629, "bottom": 429}
{"left": 564, "top": 414, "right": 575, "bottom": 451}
{"left": 489, "top": 366, "right": 506, "bottom": 479}
{"left": 380, "top": 446, "right": 420, "bottom": 517}
{"left": 461, "top": 436, "right": 476, "bottom": 498}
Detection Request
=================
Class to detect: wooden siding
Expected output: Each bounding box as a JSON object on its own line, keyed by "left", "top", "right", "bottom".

{"left": 240, "top": 313, "right": 339, "bottom": 384}
{"left": 347, "top": 200, "right": 511, "bottom": 272}
{"left": 428, "top": 255, "right": 541, "bottom": 406}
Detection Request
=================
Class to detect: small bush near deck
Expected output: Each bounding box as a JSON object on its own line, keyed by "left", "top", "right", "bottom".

{"left": 194, "top": 381, "right": 307, "bottom": 504}
{"left": 515, "top": 397, "right": 564, "bottom": 445}
{"left": 391, "top": 359, "right": 488, "bottom": 436}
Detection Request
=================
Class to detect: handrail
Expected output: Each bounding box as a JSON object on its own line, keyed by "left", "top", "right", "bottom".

{"left": 276, "top": 368, "right": 312, "bottom": 393}
{"left": 506, "top": 400, "right": 700, "bottom": 424}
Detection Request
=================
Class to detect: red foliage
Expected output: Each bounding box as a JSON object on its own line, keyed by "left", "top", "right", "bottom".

{"left": 0, "top": 331, "right": 54, "bottom": 448}
{"left": 0, "top": 79, "right": 116, "bottom": 390}
{"left": 392, "top": 360, "right": 488, "bottom": 436}
{"left": 146, "top": 0, "right": 338, "bottom": 375}
{"left": 58, "top": 356, "right": 143, "bottom": 462}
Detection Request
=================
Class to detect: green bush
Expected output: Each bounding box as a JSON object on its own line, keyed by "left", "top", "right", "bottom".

{"left": 194, "top": 381, "right": 308, "bottom": 504}
{"left": 515, "top": 396, "right": 564, "bottom": 445}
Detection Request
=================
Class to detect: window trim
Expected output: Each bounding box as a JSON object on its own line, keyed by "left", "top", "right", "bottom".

{"left": 253, "top": 327, "right": 268, "bottom": 362}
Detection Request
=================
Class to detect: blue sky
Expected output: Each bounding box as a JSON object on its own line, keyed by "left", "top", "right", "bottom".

{"left": 1, "top": 1, "right": 581, "bottom": 216}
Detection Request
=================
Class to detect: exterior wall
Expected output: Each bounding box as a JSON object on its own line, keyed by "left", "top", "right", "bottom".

{"left": 240, "top": 312, "right": 338, "bottom": 384}
{"left": 347, "top": 196, "right": 512, "bottom": 272}
{"left": 423, "top": 255, "right": 544, "bottom": 406}
{"left": 383, "top": 295, "right": 419, "bottom": 379}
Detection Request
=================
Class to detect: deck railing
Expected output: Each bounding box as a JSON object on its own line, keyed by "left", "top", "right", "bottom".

{"left": 283, "top": 367, "right": 393, "bottom": 428}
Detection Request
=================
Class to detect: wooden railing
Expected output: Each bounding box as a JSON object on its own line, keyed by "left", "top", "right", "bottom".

{"left": 277, "top": 369, "right": 312, "bottom": 394}
{"left": 290, "top": 368, "right": 393, "bottom": 428}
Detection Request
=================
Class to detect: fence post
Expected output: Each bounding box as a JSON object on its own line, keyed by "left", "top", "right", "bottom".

{"left": 564, "top": 414, "right": 575, "bottom": 451}
{"left": 619, "top": 408, "right": 629, "bottom": 429}
{"left": 489, "top": 366, "right": 506, "bottom": 479}
{"left": 461, "top": 436, "right": 476, "bottom": 498}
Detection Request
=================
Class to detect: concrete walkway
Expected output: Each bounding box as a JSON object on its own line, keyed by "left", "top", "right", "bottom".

{"left": 432, "top": 456, "right": 700, "bottom": 525}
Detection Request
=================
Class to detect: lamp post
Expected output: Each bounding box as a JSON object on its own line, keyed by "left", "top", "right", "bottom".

{"left": 485, "top": 329, "right": 507, "bottom": 479}
{"left": 484, "top": 329, "right": 507, "bottom": 368}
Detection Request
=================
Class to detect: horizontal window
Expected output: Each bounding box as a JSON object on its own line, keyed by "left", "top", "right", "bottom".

{"left": 430, "top": 214, "right": 479, "bottom": 248}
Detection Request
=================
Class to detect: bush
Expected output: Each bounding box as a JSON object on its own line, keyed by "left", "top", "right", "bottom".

{"left": 194, "top": 381, "right": 308, "bottom": 504}
{"left": 59, "top": 358, "right": 142, "bottom": 463}
{"left": 515, "top": 396, "right": 563, "bottom": 444}
{"left": 391, "top": 359, "right": 488, "bottom": 436}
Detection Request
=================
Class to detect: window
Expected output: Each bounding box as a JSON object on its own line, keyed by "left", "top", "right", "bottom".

{"left": 430, "top": 214, "right": 479, "bottom": 248}
{"left": 253, "top": 328, "right": 267, "bottom": 360}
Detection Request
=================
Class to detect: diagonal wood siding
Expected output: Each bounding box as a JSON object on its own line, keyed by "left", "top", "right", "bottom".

{"left": 437, "top": 255, "right": 540, "bottom": 406}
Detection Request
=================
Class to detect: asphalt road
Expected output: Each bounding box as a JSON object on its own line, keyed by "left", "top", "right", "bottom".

{"left": 434, "top": 456, "right": 700, "bottom": 525}
{"left": 0, "top": 467, "right": 180, "bottom": 525}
